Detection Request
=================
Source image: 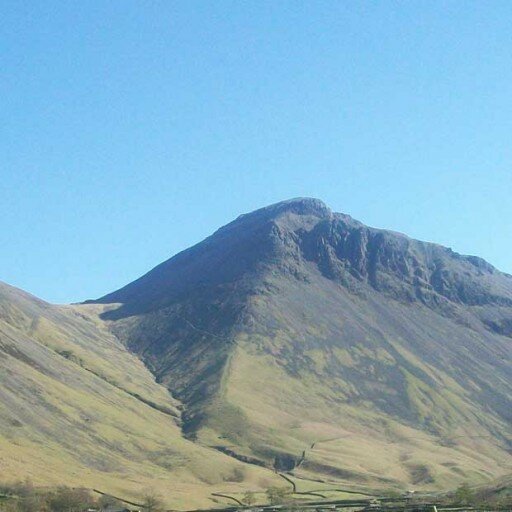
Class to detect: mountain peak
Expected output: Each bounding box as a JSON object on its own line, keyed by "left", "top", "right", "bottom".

{"left": 264, "top": 197, "right": 331, "bottom": 215}
{"left": 235, "top": 197, "right": 332, "bottom": 223}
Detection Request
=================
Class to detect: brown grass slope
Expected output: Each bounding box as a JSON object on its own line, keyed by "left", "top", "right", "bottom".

{"left": 0, "top": 282, "right": 281, "bottom": 509}
{"left": 94, "top": 198, "right": 512, "bottom": 492}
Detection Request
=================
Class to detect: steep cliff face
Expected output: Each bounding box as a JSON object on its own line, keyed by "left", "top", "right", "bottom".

{"left": 92, "top": 199, "right": 512, "bottom": 489}
{"left": 292, "top": 203, "right": 512, "bottom": 333}
{"left": 272, "top": 200, "right": 511, "bottom": 312}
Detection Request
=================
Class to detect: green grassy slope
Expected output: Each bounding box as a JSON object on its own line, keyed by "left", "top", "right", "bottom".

{"left": 218, "top": 269, "right": 512, "bottom": 490}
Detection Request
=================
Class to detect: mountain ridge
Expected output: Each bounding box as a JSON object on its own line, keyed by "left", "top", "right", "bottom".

{"left": 95, "top": 197, "right": 512, "bottom": 336}
{"left": 86, "top": 198, "right": 511, "bottom": 488}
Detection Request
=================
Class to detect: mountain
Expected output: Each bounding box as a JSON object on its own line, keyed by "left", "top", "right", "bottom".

{"left": 1, "top": 198, "right": 511, "bottom": 508}
{"left": 93, "top": 198, "right": 512, "bottom": 488}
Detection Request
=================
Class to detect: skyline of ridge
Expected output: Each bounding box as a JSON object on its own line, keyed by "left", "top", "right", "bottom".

{"left": 2, "top": 196, "right": 510, "bottom": 305}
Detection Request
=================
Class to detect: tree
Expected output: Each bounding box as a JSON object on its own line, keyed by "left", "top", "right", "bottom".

{"left": 98, "top": 494, "right": 123, "bottom": 510}
{"left": 2, "top": 479, "right": 45, "bottom": 512}
{"left": 142, "top": 491, "right": 163, "bottom": 512}
{"left": 453, "top": 483, "right": 475, "bottom": 506}
{"left": 265, "top": 487, "right": 290, "bottom": 505}
{"left": 19, "top": 495, "right": 45, "bottom": 512}
{"left": 0, "top": 500, "right": 20, "bottom": 512}
{"left": 242, "top": 491, "right": 256, "bottom": 507}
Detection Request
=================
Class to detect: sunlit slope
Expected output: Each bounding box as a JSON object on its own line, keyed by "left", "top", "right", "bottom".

{"left": 0, "top": 282, "right": 281, "bottom": 509}
{"left": 95, "top": 198, "right": 512, "bottom": 491}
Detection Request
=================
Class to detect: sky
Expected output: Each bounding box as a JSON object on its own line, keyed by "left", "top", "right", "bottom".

{"left": 1, "top": 1, "right": 511, "bottom": 304}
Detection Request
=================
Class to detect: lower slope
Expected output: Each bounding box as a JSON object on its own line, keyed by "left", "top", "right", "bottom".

{"left": 0, "top": 283, "right": 281, "bottom": 509}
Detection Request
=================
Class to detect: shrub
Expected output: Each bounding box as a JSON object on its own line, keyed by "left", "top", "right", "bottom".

{"left": 48, "top": 487, "right": 95, "bottom": 512}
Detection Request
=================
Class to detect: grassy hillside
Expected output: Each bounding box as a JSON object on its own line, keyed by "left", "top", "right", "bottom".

{"left": 220, "top": 275, "right": 512, "bottom": 489}
{"left": 0, "top": 282, "right": 282, "bottom": 509}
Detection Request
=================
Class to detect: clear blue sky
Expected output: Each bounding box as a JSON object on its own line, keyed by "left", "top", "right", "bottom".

{"left": 1, "top": 1, "right": 511, "bottom": 303}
